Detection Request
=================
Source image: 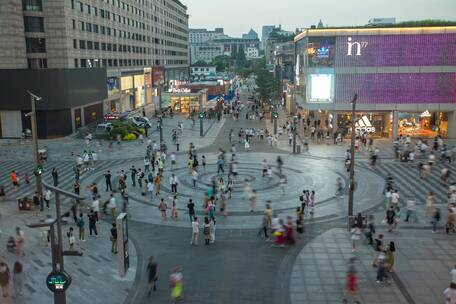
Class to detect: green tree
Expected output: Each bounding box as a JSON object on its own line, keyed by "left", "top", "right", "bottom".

{"left": 236, "top": 45, "right": 247, "bottom": 67}
{"left": 211, "top": 55, "right": 230, "bottom": 72}
{"left": 193, "top": 60, "right": 208, "bottom": 66}
{"left": 230, "top": 45, "right": 237, "bottom": 61}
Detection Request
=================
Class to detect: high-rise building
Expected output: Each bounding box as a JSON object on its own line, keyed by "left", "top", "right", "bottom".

{"left": 0, "top": 0, "right": 189, "bottom": 138}
{"left": 242, "top": 28, "right": 258, "bottom": 40}
{"left": 189, "top": 28, "right": 225, "bottom": 44}
{"left": 261, "top": 25, "right": 275, "bottom": 50}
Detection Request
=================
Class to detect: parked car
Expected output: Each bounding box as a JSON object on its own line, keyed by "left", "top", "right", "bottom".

{"left": 95, "top": 123, "right": 113, "bottom": 134}
{"left": 129, "top": 116, "right": 151, "bottom": 128}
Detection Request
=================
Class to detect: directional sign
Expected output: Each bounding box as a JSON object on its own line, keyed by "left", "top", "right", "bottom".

{"left": 199, "top": 112, "right": 205, "bottom": 119}
{"left": 46, "top": 271, "right": 72, "bottom": 292}
{"left": 272, "top": 112, "right": 279, "bottom": 119}
{"left": 34, "top": 164, "right": 43, "bottom": 176}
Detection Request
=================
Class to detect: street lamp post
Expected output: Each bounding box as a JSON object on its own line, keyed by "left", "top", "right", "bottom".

{"left": 36, "top": 181, "right": 84, "bottom": 304}
{"left": 199, "top": 94, "right": 204, "bottom": 137}
{"left": 158, "top": 81, "right": 164, "bottom": 143}
{"left": 348, "top": 94, "right": 358, "bottom": 221}
{"left": 27, "top": 91, "right": 43, "bottom": 205}
{"left": 292, "top": 116, "right": 298, "bottom": 154}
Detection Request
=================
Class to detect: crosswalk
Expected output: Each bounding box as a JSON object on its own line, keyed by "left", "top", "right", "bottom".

{"left": 363, "top": 160, "right": 456, "bottom": 206}
{"left": 0, "top": 159, "right": 135, "bottom": 200}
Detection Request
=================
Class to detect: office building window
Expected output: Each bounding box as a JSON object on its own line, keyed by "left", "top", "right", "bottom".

{"left": 107, "top": 59, "right": 112, "bottom": 67}
{"left": 27, "top": 58, "right": 47, "bottom": 69}
{"left": 80, "top": 59, "right": 87, "bottom": 68}
{"left": 22, "top": 0, "right": 42, "bottom": 11}
{"left": 78, "top": 21, "right": 85, "bottom": 31}
{"left": 72, "top": 19, "right": 76, "bottom": 29}
{"left": 100, "top": 9, "right": 105, "bottom": 18}
{"left": 94, "top": 7, "right": 97, "bottom": 16}
{"left": 93, "top": 24, "right": 98, "bottom": 33}
{"left": 113, "top": 59, "right": 117, "bottom": 66}
{"left": 74, "top": 58, "right": 78, "bottom": 67}
{"left": 102, "top": 59, "right": 107, "bottom": 67}
{"left": 73, "top": 39, "right": 77, "bottom": 49}
{"left": 94, "top": 41, "right": 99, "bottom": 50}
{"left": 101, "top": 26, "right": 105, "bottom": 34}
{"left": 79, "top": 40, "right": 86, "bottom": 49}
{"left": 79, "top": 1, "right": 83, "bottom": 12}
{"left": 23, "top": 16, "right": 44, "bottom": 32}
{"left": 106, "top": 27, "right": 111, "bottom": 35}
{"left": 101, "top": 43, "right": 106, "bottom": 50}
{"left": 107, "top": 43, "right": 112, "bottom": 51}
{"left": 87, "top": 41, "right": 93, "bottom": 49}
{"left": 71, "top": 0, "right": 74, "bottom": 9}
{"left": 85, "top": 4, "right": 90, "bottom": 14}
{"left": 26, "top": 37, "right": 46, "bottom": 53}
{"left": 86, "top": 23, "right": 92, "bottom": 32}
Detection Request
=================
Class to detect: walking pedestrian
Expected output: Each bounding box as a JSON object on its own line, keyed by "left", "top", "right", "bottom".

{"left": 187, "top": 199, "right": 195, "bottom": 222}
{"left": 343, "top": 258, "right": 360, "bottom": 304}
{"left": 77, "top": 213, "right": 85, "bottom": 241}
{"left": 0, "top": 262, "right": 10, "bottom": 298}
{"left": 386, "top": 241, "right": 396, "bottom": 272}
{"left": 67, "top": 227, "right": 75, "bottom": 251}
{"left": 385, "top": 206, "right": 396, "bottom": 233}
{"left": 107, "top": 194, "right": 117, "bottom": 218}
{"left": 350, "top": 225, "right": 361, "bottom": 252}
{"left": 432, "top": 207, "right": 441, "bottom": 233}
{"left": 15, "top": 227, "right": 25, "bottom": 256}
{"left": 88, "top": 210, "right": 98, "bottom": 236}
{"left": 169, "top": 174, "right": 179, "bottom": 194}
{"left": 10, "top": 170, "right": 18, "bottom": 191}
{"left": 373, "top": 234, "right": 384, "bottom": 267}
{"left": 190, "top": 217, "right": 199, "bottom": 245}
{"left": 51, "top": 167, "right": 59, "bottom": 186}
{"left": 43, "top": 189, "right": 51, "bottom": 209}
{"left": 159, "top": 198, "right": 167, "bottom": 220}
{"left": 170, "top": 196, "right": 178, "bottom": 219}
{"left": 169, "top": 267, "right": 183, "bottom": 304}
{"left": 376, "top": 251, "right": 388, "bottom": 283}
{"left": 12, "top": 261, "right": 23, "bottom": 298}
{"left": 104, "top": 171, "right": 112, "bottom": 192}
{"left": 147, "top": 256, "right": 159, "bottom": 295}
{"left": 203, "top": 217, "right": 211, "bottom": 245}
{"left": 110, "top": 223, "right": 118, "bottom": 254}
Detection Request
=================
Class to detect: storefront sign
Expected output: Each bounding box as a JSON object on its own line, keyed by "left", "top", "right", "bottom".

{"left": 107, "top": 77, "right": 120, "bottom": 96}
{"left": 355, "top": 115, "right": 376, "bottom": 133}
{"left": 46, "top": 271, "right": 71, "bottom": 292}
{"left": 420, "top": 110, "right": 431, "bottom": 118}
{"left": 346, "top": 37, "right": 368, "bottom": 56}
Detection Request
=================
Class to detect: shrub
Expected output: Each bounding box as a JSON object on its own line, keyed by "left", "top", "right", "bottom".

{"left": 123, "top": 133, "right": 137, "bottom": 141}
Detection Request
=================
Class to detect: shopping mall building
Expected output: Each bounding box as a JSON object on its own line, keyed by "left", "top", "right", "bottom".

{"left": 293, "top": 26, "right": 456, "bottom": 139}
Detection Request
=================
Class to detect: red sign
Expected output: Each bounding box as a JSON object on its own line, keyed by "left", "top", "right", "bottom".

{"left": 152, "top": 67, "right": 165, "bottom": 87}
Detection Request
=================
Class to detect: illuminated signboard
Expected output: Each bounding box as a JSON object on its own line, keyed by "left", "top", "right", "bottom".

{"left": 307, "top": 74, "right": 334, "bottom": 103}
{"left": 46, "top": 271, "right": 71, "bottom": 292}
{"left": 335, "top": 34, "right": 456, "bottom": 67}
{"left": 335, "top": 73, "right": 456, "bottom": 104}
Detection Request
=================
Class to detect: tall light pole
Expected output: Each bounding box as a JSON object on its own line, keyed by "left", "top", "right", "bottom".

{"left": 157, "top": 80, "right": 164, "bottom": 143}
{"left": 292, "top": 115, "right": 298, "bottom": 154}
{"left": 348, "top": 94, "right": 358, "bottom": 220}
{"left": 27, "top": 91, "right": 43, "bottom": 205}
{"left": 27, "top": 181, "right": 84, "bottom": 304}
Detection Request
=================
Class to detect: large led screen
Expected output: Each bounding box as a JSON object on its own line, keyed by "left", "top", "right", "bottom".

{"left": 308, "top": 74, "right": 334, "bottom": 102}
{"left": 335, "top": 34, "right": 456, "bottom": 67}
{"left": 307, "top": 37, "right": 335, "bottom": 67}
{"left": 335, "top": 73, "right": 456, "bottom": 104}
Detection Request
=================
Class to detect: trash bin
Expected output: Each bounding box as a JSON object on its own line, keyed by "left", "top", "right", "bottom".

{"left": 296, "top": 145, "right": 301, "bottom": 154}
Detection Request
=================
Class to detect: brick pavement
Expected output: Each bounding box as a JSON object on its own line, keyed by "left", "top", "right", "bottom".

{"left": 0, "top": 198, "right": 137, "bottom": 304}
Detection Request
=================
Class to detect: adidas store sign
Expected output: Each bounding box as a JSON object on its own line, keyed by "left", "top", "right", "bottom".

{"left": 355, "top": 116, "right": 376, "bottom": 133}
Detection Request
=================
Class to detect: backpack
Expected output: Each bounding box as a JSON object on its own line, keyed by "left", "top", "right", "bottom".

{"left": 299, "top": 195, "right": 304, "bottom": 202}
{"left": 77, "top": 218, "right": 85, "bottom": 228}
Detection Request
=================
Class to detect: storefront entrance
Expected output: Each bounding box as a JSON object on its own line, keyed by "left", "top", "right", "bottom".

{"left": 398, "top": 111, "right": 448, "bottom": 138}
{"left": 337, "top": 112, "right": 389, "bottom": 138}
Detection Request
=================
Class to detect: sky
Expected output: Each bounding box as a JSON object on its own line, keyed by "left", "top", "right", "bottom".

{"left": 181, "top": 0, "right": 456, "bottom": 38}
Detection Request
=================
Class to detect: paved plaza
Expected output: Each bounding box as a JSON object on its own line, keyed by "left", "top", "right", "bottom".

{"left": 0, "top": 86, "right": 455, "bottom": 304}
